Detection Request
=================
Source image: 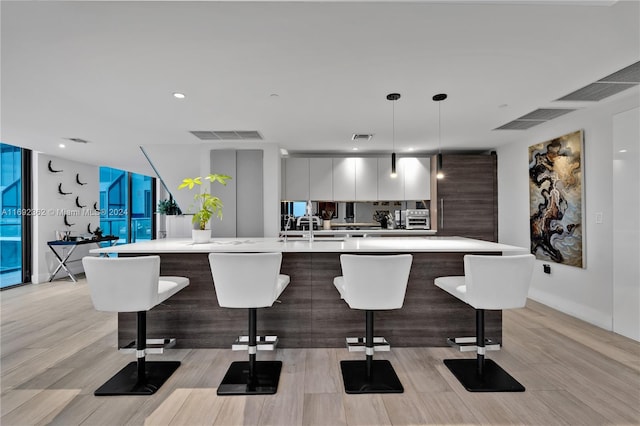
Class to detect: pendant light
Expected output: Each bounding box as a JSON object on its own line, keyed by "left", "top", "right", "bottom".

{"left": 387, "top": 93, "right": 401, "bottom": 178}
{"left": 433, "top": 93, "right": 447, "bottom": 179}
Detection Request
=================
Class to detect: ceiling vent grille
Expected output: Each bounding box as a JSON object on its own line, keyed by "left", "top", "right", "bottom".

{"left": 556, "top": 82, "right": 637, "bottom": 102}
{"left": 599, "top": 61, "right": 640, "bottom": 83}
{"left": 66, "top": 137, "right": 90, "bottom": 144}
{"left": 494, "top": 108, "right": 576, "bottom": 131}
{"left": 352, "top": 134, "right": 373, "bottom": 141}
{"left": 518, "top": 108, "right": 575, "bottom": 120}
{"left": 494, "top": 120, "right": 546, "bottom": 130}
{"left": 556, "top": 60, "right": 639, "bottom": 102}
{"left": 189, "top": 130, "right": 263, "bottom": 141}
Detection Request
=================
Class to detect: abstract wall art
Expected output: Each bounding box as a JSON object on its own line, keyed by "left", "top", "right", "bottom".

{"left": 529, "top": 130, "right": 584, "bottom": 268}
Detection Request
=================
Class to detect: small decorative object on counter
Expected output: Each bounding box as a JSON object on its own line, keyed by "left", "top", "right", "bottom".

{"left": 373, "top": 210, "right": 391, "bottom": 229}
{"left": 92, "top": 227, "right": 104, "bottom": 239}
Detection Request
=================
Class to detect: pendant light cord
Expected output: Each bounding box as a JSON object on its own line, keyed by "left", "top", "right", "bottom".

{"left": 438, "top": 101, "right": 441, "bottom": 155}
{"left": 392, "top": 99, "right": 396, "bottom": 153}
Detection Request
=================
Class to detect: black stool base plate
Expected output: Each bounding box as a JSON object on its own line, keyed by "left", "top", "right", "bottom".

{"left": 94, "top": 361, "right": 180, "bottom": 396}
{"left": 217, "top": 361, "right": 282, "bottom": 395}
{"left": 340, "top": 360, "right": 404, "bottom": 394}
{"left": 444, "top": 359, "right": 525, "bottom": 392}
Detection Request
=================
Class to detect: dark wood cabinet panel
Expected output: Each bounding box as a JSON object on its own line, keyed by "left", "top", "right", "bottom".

{"left": 119, "top": 251, "right": 501, "bottom": 348}
{"left": 435, "top": 154, "right": 497, "bottom": 242}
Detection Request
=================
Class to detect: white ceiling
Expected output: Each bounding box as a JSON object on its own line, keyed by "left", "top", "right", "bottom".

{"left": 2, "top": 0, "right": 638, "bottom": 176}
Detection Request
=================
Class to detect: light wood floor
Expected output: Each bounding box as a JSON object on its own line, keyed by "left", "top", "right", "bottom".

{"left": 1, "top": 278, "right": 639, "bottom": 426}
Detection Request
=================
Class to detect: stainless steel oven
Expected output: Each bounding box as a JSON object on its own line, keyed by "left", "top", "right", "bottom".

{"left": 405, "top": 209, "right": 430, "bottom": 229}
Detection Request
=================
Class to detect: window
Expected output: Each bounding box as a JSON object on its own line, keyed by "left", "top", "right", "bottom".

{"left": 1, "top": 143, "right": 31, "bottom": 288}
{"left": 99, "top": 167, "right": 154, "bottom": 244}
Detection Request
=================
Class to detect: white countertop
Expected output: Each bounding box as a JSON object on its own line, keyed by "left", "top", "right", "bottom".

{"left": 91, "top": 236, "right": 527, "bottom": 254}
{"left": 282, "top": 229, "right": 436, "bottom": 236}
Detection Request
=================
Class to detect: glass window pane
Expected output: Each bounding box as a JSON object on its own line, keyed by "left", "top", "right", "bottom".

{"left": 0, "top": 143, "right": 22, "bottom": 288}
{"left": 99, "top": 166, "right": 128, "bottom": 244}
{"left": 131, "top": 173, "right": 153, "bottom": 242}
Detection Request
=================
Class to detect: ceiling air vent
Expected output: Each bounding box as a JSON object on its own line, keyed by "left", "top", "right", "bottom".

{"left": 517, "top": 108, "right": 575, "bottom": 120}
{"left": 556, "top": 82, "right": 637, "bottom": 102}
{"left": 494, "top": 108, "right": 576, "bottom": 131}
{"left": 189, "top": 130, "right": 263, "bottom": 141}
{"left": 556, "top": 60, "right": 640, "bottom": 102}
{"left": 189, "top": 131, "right": 220, "bottom": 140}
{"left": 65, "top": 137, "right": 90, "bottom": 144}
{"left": 494, "top": 120, "right": 545, "bottom": 130}
{"left": 352, "top": 134, "right": 373, "bottom": 141}
{"left": 599, "top": 61, "right": 640, "bottom": 83}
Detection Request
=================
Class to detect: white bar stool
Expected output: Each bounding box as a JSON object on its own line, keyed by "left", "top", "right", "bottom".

{"left": 333, "top": 254, "right": 413, "bottom": 394}
{"left": 434, "top": 254, "right": 534, "bottom": 392}
{"left": 82, "top": 255, "right": 189, "bottom": 396}
{"left": 208, "top": 252, "right": 290, "bottom": 395}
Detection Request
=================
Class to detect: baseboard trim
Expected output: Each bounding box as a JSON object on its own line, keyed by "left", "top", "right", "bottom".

{"left": 528, "top": 288, "right": 612, "bottom": 331}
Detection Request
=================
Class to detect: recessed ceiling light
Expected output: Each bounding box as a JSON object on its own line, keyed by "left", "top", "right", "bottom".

{"left": 173, "top": 92, "right": 186, "bottom": 99}
{"left": 407, "top": 147, "right": 414, "bottom": 151}
{"left": 58, "top": 143, "right": 66, "bottom": 148}
{"left": 352, "top": 147, "right": 359, "bottom": 151}
{"left": 619, "top": 149, "right": 628, "bottom": 153}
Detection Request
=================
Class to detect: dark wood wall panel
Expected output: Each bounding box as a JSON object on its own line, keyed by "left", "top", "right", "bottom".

{"left": 119, "top": 251, "right": 501, "bottom": 348}
{"left": 436, "top": 154, "right": 498, "bottom": 242}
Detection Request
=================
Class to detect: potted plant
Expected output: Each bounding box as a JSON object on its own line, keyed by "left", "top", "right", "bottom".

{"left": 178, "top": 173, "right": 231, "bottom": 243}
{"left": 157, "top": 197, "right": 181, "bottom": 215}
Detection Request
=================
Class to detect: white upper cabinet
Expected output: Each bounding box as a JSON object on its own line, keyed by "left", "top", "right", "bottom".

{"left": 282, "top": 156, "right": 431, "bottom": 201}
{"left": 354, "top": 157, "right": 378, "bottom": 201}
{"left": 284, "top": 157, "right": 310, "bottom": 200}
{"left": 377, "top": 157, "right": 404, "bottom": 200}
{"left": 332, "top": 157, "right": 356, "bottom": 201}
{"left": 402, "top": 157, "right": 430, "bottom": 200}
{"left": 309, "top": 158, "right": 333, "bottom": 200}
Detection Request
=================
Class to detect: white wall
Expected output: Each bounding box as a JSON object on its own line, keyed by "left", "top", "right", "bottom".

{"left": 612, "top": 106, "right": 640, "bottom": 340}
{"left": 143, "top": 142, "right": 282, "bottom": 238}
{"left": 32, "top": 153, "right": 99, "bottom": 283}
{"left": 497, "top": 91, "right": 639, "bottom": 334}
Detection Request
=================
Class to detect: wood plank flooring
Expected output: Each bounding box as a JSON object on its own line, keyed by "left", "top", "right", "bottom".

{"left": 2, "top": 278, "right": 639, "bottom": 425}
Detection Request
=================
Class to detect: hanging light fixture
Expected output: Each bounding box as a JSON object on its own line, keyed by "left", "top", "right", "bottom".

{"left": 387, "top": 93, "right": 401, "bottom": 178}
{"left": 433, "top": 93, "right": 448, "bottom": 179}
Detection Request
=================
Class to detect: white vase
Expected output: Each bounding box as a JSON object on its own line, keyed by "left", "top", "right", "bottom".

{"left": 192, "top": 229, "right": 211, "bottom": 244}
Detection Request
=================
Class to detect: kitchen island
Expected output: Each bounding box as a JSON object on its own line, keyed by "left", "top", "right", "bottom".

{"left": 92, "top": 237, "right": 526, "bottom": 349}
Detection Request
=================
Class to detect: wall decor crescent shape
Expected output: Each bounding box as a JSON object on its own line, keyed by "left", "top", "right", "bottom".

{"left": 75, "top": 196, "right": 86, "bottom": 208}
{"left": 48, "top": 160, "right": 63, "bottom": 173}
{"left": 58, "top": 183, "right": 72, "bottom": 195}
{"left": 64, "top": 214, "right": 75, "bottom": 227}
{"left": 75, "top": 173, "right": 87, "bottom": 185}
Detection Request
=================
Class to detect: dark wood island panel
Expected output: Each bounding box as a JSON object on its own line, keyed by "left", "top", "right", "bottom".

{"left": 118, "top": 251, "right": 501, "bottom": 348}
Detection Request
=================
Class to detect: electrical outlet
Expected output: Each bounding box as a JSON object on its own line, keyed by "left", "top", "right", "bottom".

{"left": 595, "top": 212, "right": 603, "bottom": 224}
{"left": 543, "top": 264, "right": 551, "bottom": 274}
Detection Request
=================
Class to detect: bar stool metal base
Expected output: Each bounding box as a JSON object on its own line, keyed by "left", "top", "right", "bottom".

{"left": 340, "top": 360, "right": 404, "bottom": 394}
{"left": 217, "top": 360, "right": 282, "bottom": 396}
{"left": 444, "top": 359, "right": 525, "bottom": 392}
{"left": 94, "top": 361, "right": 181, "bottom": 396}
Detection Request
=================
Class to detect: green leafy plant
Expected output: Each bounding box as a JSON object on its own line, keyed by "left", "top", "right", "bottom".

{"left": 157, "top": 198, "right": 180, "bottom": 215}
{"left": 178, "top": 174, "right": 232, "bottom": 230}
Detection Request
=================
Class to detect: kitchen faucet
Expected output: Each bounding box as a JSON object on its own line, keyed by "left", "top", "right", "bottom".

{"left": 281, "top": 215, "right": 294, "bottom": 243}
{"left": 304, "top": 200, "right": 314, "bottom": 241}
